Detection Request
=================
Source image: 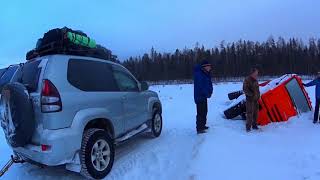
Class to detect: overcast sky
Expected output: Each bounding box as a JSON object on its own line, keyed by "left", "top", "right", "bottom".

{"left": 0, "top": 0, "right": 319, "bottom": 67}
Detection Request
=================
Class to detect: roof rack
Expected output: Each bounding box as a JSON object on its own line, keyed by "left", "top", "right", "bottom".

{"left": 27, "top": 41, "right": 113, "bottom": 61}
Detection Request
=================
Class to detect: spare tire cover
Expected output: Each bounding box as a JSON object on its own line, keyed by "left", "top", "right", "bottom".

{"left": 0, "top": 82, "right": 35, "bottom": 147}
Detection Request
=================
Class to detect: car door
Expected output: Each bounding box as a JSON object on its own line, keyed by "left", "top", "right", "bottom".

{"left": 111, "top": 65, "right": 148, "bottom": 132}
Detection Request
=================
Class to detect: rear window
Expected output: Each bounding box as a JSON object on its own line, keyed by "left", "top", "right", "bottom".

{"left": 67, "top": 59, "right": 119, "bottom": 92}
{"left": 285, "top": 78, "right": 311, "bottom": 113}
{"left": 20, "top": 61, "right": 42, "bottom": 92}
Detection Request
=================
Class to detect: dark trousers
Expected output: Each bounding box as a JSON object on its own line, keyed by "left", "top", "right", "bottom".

{"left": 314, "top": 98, "right": 320, "bottom": 123}
{"left": 196, "top": 100, "right": 208, "bottom": 130}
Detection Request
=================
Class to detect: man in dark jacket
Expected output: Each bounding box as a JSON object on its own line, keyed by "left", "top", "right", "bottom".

{"left": 303, "top": 72, "right": 320, "bottom": 123}
{"left": 194, "top": 60, "right": 213, "bottom": 134}
{"left": 243, "top": 68, "right": 260, "bottom": 132}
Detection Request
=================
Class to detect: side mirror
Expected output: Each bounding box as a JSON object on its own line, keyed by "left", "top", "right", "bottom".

{"left": 141, "top": 81, "right": 149, "bottom": 91}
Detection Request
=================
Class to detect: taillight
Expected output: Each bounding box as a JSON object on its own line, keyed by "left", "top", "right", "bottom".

{"left": 41, "top": 144, "right": 51, "bottom": 151}
{"left": 41, "top": 79, "right": 62, "bottom": 113}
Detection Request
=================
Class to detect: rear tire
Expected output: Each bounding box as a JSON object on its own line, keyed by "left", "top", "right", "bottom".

{"left": 150, "top": 110, "right": 162, "bottom": 138}
{"left": 80, "top": 128, "right": 114, "bottom": 179}
{"left": 224, "top": 102, "right": 246, "bottom": 119}
{"left": 228, "top": 90, "right": 244, "bottom": 100}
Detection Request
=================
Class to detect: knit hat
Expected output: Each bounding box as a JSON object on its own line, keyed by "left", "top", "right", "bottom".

{"left": 201, "top": 60, "right": 211, "bottom": 67}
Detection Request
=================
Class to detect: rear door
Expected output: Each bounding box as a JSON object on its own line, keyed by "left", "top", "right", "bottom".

{"left": 111, "top": 65, "right": 148, "bottom": 132}
{"left": 12, "top": 59, "right": 46, "bottom": 144}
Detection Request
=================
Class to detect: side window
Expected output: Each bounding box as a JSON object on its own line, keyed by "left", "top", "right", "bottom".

{"left": 112, "top": 65, "right": 139, "bottom": 92}
{"left": 68, "top": 59, "right": 119, "bottom": 92}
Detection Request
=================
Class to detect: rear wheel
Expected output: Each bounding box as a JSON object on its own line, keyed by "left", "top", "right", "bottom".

{"left": 228, "top": 90, "right": 244, "bottom": 100}
{"left": 224, "top": 102, "right": 246, "bottom": 119}
{"left": 80, "top": 128, "right": 114, "bottom": 179}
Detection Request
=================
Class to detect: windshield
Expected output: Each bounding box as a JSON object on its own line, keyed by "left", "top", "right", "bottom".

{"left": 285, "top": 78, "right": 311, "bottom": 113}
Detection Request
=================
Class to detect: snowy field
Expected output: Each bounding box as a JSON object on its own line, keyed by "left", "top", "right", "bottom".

{"left": 1, "top": 82, "right": 320, "bottom": 180}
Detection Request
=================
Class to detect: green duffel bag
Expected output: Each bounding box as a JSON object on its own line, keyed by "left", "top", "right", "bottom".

{"left": 67, "top": 32, "right": 96, "bottom": 48}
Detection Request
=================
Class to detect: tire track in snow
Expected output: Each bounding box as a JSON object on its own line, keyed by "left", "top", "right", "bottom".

{"left": 192, "top": 136, "right": 206, "bottom": 160}
{"left": 188, "top": 135, "right": 207, "bottom": 180}
{"left": 105, "top": 128, "right": 206, "bottom": 180}
{"left": 105, "top": 135, "right": 160, "bottom": 180}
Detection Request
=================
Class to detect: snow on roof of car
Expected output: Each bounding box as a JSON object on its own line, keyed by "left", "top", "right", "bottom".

{"left": 260, "top": 74, "right": 296, "bottom": 94}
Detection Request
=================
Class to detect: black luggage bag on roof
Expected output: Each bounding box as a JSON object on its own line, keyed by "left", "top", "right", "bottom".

{"left": 26, "top": 27, "right": 112, "bottom": 61}
{"left": 37, "top": 27, "right": 87, "bottom": 49}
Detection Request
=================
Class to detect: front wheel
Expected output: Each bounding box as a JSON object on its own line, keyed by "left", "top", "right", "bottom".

{"left": 151, "top": 110, "right": 162, "bottom": 137}
{"left": 80, "top": 128, "right": 114, "bottom": 179}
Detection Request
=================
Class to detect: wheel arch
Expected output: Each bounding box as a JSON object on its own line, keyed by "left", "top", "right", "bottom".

{"left": 72, "top": 108, "right": 117, "bottom": 142}
{"left": 84, "top": 118, "right": 115, "bottom": 139}
{"left": 152, "top": 102, "right": 162, "bottom": 114}
{"left": 148, "top": 97, "right": 162, "bottom": 114}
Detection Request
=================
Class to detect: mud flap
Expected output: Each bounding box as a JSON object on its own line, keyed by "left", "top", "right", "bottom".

{"left": 66, "top": 151, "right": 81, "bottom": 173}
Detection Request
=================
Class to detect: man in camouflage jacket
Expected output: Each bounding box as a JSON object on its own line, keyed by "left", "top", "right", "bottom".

{"left": 243, "top": 68, "right": 260, "bottom": 132}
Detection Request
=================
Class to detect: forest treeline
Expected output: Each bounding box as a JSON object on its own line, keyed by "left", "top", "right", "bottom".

{"left": 121, "top": 37, "right": 320, "bottom": 81}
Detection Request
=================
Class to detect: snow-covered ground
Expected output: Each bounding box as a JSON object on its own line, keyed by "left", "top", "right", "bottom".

{"left": 1, "top": 82, "right": 320, "bottom": 180}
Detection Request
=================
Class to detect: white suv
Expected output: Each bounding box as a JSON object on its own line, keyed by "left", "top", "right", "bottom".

{"left": 0, "top": 55, "right": 163, "bottom": 179}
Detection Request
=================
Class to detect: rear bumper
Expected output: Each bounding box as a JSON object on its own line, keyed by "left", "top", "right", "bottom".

{"left": 13, "top": 127, "right": 82, "bottom": 166}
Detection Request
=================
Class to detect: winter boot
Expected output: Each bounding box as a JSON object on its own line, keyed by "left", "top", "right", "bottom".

{"left": 197, "top": 127, "right": 207, "bottom": 134}
{"left": 246, "top": 125, "right": 251, "bottom": 132}
{"left": 197, "top": 129, "right": 207, "bottom": 134}
{"left": 252, "top": 125, "right": 259, "bottom": 130}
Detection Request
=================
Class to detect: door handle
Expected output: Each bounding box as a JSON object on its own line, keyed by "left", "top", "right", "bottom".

{"left": 122, "top": 96, "right": 127, "bottom": 100}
